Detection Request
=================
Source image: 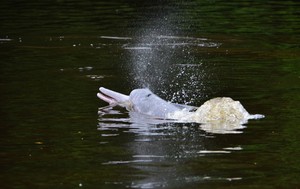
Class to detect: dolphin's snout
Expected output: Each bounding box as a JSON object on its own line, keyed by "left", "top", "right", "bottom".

{"left": 97, "top": 92, "right": 116, "bottom": 105}
{"left": 98, "top": 87, "right": 130, "bottom": 106}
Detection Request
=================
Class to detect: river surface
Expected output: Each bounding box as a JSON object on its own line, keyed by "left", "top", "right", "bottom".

{"left": 1, "top": 1, "right": 300, "bottom": 188}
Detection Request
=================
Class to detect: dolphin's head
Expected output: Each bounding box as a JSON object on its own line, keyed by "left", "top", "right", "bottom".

{"left": 129, "top": 88, "right": 154, "bottom": 103}
{"left": 129, "top": 88, "right": 180, "bottom": 117}
{"left": 129, "top": 88, "right": 167, "bottom": 108}
{"left": 129, "top": 88, "right": 163, "bottom": 115}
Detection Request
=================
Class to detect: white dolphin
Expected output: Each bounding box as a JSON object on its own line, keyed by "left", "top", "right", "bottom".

{"left": 97, "top": 87, "right": 196, "bottom": 118}
{"left": 97, "top": 87, "right": 264, "bottom": 124}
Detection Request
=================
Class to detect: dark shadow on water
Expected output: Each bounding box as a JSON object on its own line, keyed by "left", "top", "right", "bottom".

{"left": 97, "top": 106, "right": 251, "bottom": 188}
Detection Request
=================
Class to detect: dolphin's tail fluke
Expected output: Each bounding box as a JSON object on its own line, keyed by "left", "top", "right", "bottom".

{"left": 97, "top": 87, "right": 130, "bottom": 107}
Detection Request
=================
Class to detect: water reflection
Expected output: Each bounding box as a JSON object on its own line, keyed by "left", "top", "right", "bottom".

{"left": 97, "top": 106, "right": 245, "bottom": 187}
{"left": 98, "top": 106, "right": 247, "bottom": 135}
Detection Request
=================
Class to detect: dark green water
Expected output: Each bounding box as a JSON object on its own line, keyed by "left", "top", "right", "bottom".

{"left": 1, "top": 0, "right": 299, "bottom": 188}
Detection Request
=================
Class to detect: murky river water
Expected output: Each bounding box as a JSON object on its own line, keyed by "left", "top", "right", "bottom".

{"left": 1, "top": 1, "right": 300, "bottom": 188}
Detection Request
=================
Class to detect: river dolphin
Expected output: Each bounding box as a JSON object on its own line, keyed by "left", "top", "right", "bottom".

{"left": 97, "top": 87, "right": 264, "bottom": 124}
{"left": 97, "top": 87, "right": 196, "bottom": 118}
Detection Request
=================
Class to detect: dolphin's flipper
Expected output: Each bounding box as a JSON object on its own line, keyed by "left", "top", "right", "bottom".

{"left": 97, "top": 87, "right": 130, "bottom": 106}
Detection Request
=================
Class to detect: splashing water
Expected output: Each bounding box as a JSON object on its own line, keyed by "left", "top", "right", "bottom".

{"left": 123, "top": 16, "right": 221, "bottom": 104}
{"left": 168, "top": 97, "right": 264, "bottom": 125}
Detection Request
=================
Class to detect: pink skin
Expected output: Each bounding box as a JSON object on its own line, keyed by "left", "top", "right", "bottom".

{"left": 97, "top": 93, "right": 117, "bottom": 105}
{"left": 97, "top": 87, "right": 130, "bottom": 106}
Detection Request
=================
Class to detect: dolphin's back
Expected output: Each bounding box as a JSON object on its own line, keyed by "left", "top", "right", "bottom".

{"left": 129, "top": 89, "right": 180, "bottom": 118}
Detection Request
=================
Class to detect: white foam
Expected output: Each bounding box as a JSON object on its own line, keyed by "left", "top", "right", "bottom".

{"left": 167, "top": 97, "right": 264, "bottom": 134}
